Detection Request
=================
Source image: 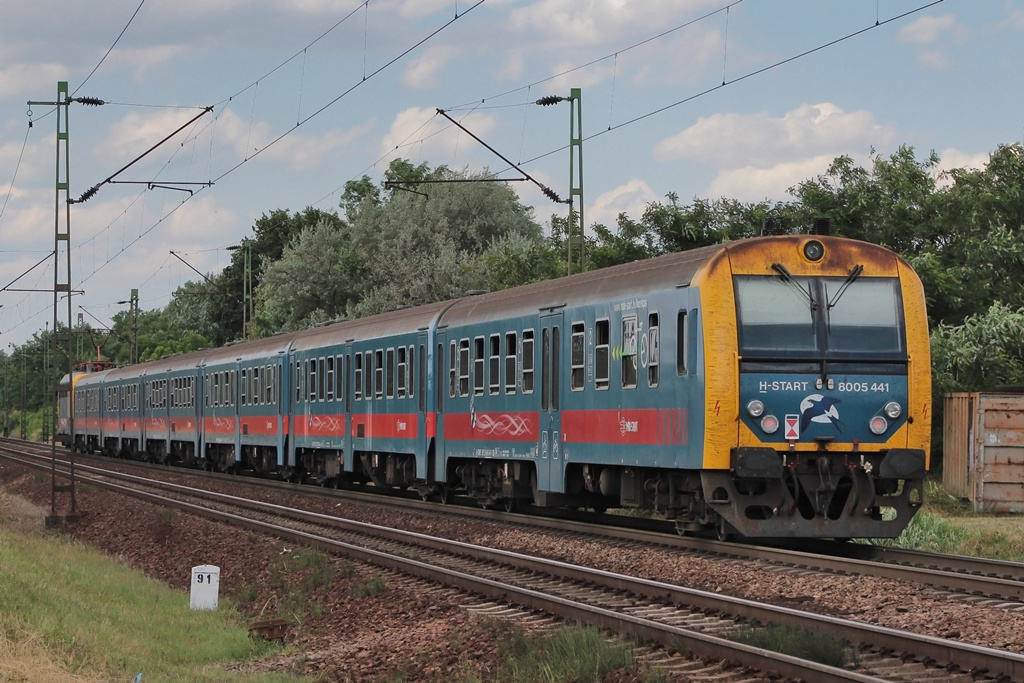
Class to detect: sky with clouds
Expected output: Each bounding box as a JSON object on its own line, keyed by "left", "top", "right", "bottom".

{"left": 0, "top": 0, "right": 1020, "bottom": 347}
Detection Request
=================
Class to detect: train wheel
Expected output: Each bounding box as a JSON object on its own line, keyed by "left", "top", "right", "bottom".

{"left": 715, "top": 516, "right": 734, "bottom": 542}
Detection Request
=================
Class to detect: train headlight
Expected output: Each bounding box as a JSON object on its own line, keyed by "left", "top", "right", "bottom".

{"left": 883, "top": 401, "right": 902, "bottom": 419}
{"left": 760, "top": 414, "right": 780, "bottom": 434}
{"left": 869, "top": 415, "right": 888, "bottom": 435}
{"left": 746, "top": 400, "right": 765, "bottom": 418}
{"left": 803, "top": 239, "right": 825, "bottom": 262}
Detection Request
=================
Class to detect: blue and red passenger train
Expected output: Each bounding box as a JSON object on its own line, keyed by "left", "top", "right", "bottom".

{"left": 57, "top": 233, "right": 932, "bottom": 539}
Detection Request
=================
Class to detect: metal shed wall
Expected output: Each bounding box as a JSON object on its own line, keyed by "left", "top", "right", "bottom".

{"left": 943, "top": 392, "right": 1024, "bottom": 512}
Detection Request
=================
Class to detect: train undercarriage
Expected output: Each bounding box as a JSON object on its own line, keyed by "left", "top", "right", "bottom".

{"left": 67, "top": 433, "right": 927, "bottom": 539}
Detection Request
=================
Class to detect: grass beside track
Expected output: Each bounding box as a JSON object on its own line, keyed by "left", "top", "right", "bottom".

{"left": 0, "top": 493, "right": 296, "bottom": 683}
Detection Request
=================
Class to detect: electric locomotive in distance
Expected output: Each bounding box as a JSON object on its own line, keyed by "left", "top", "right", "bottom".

{"left": 58, "top": 233, "right": 930, "bottom": 539}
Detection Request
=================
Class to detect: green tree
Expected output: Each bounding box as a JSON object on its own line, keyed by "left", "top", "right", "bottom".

{"left": 255, "top": 218, "right": 359, "bottom": 333}
{"left": 204, "top": 207, "right": 345, "bottom": 344}
{"left": 931, "top": 302, "right": 1024, "bottom": 394}
{"left": 345, "top": 163, "right": 541, "bottom": 317}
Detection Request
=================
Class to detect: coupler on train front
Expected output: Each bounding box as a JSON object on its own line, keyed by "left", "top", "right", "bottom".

{"left": 699, "top": 446, "right": 927, "bottom": 539}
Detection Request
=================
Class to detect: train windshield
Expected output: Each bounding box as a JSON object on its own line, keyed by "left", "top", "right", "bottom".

{"left": 735, "top": 275, "right": 905, "bottom": 359}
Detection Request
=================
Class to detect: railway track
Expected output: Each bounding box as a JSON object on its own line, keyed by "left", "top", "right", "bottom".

{"left": 3, "top": 441, "right": 1024, "bottom": 681}
{"left": 7, "top": 438, "right": 1024, "bottom": 604}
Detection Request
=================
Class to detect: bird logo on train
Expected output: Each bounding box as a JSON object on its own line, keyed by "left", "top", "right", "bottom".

{"left": 799, "top": 394, "right": 842, "bottom": 433}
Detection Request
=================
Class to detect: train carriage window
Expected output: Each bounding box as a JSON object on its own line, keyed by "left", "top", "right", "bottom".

{"left": 676, "top": 311, "right": 687, "bottom": 375}
{"left": 308, "top": 359, "right": 317, "bottom": 402}
{"left": 354, "top": 353, "right": 363, "bottom": 400}
{"left": 648, "top": 312, "right": 660, "bottom": 388}
{"left": 541, "top": 328, "right": 550, "bottom": 410}
{"left": 365, "top": 351, "right": 373, "bottom": 400}
{"left": 267, "top": 365, "right": 276, "bottom": 405}
{"left": 326, "top": 356, "right": 335, "bottom": 401}
{"left": 294, "top": 362, "right": 302, "bottom": 403}
{"left": 438, "top": 343, "right": 446, "bottom": 410}
{"left": 504, "top": 332, "right": 517, "bottom": 394}
{"left": 522, "top": 330, "right": 535, "bottom": 394}
{"left": 448, "top": 342, "right": 457, "bottom": 398}
{"left": 459, "top": 339, "right": 470, "bottom": 397}
{"left": 403, "top": 348, "right": 411, "bottom": 401}
{"left": 570, "top": 322, "right": 585, "bottom": 391}
{"left": 418, "top": 345, "right": 426, "bottom": 413}
{"left": 473, "top": 337, "right": 485, "bottom": 397}
{"left": 345, "top": 354, "right": 353, "bottom": 405}
{"left": 622, "top": 315, "right": 638, "bottom": 389}
{"left": 552, "top": 326, "right": 560, "bottom": 411}
{"left": 255, "top": 366, "right": 264, "bottom": 405}
{"left": 823, "top": 277, "right": 903, "bottom": 353}
{"left": 335, "top": 355, "right": 344, "bottom": 403}
{"left": 397, "top": 347, "right": 407, "bottom": 398}
{"left": 318, "top": 356, "right": 327, "bottom": 401}
{"left": 375, "top": 349, "right": 384, "bottom": 399}
{"left": 734, "top": 276, "right": 816, "bottom": 353}
{"left": 595, "top": 319, "right": 610, "bottom": 390}
{"left": 120, "top": 385, "right": 126, "bottom": 411}
{"left": 241, "top": 369, "right": 248, "bottom": 406}
{"left": 386, "top": 348, "right": 395, "bottom": 398}
{"left": 489, "top": 335, "right": 500, "bottom": 395}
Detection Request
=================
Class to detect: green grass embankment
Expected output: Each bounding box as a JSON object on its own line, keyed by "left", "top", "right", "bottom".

{"left": 0, "top": 513, "right": 297, "bottom": 682}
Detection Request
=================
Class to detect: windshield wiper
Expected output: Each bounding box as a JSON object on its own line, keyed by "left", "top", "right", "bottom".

{"left": 827, "top": 264, "right": 864, "bottom": 310}
{"left": 771, "top": 263, "right": 817, "bottom": 310}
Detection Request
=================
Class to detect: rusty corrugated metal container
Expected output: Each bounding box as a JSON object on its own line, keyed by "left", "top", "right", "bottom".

{"left": 943, "top": 392, "right": 1024, "bottom": 512}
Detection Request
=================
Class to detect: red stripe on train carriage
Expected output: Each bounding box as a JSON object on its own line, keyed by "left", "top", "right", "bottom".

{"left": 562, "top": 408, "right": 688, "bottom": 446}
{"left": 443, "top": 411, "right": 539, "bottom": 442}
{"left": 350, "top": 413, "right": 419, "bottom": 439}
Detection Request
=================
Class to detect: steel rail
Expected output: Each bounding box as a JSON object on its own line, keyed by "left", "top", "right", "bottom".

{"left": 8, "top": 437, "right": 1024, "bottom": 603}
{"left": 5, "top": 445, "right": 1023, "bottom": 682}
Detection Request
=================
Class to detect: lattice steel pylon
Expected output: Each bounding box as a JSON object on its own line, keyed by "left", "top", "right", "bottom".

{"left": 28, "top": 81, "right": 78, "bottom": 525}
{"left": 567, "top": 88, "right": 584, "bottom": 275}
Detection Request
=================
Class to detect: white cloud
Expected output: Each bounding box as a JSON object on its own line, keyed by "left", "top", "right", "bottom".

{"left": 706, "top": 154, "right": 841, "bottom": 203}
{"left": 896, "top": 14, "right": 969, "bottom": 70}
{"left": 587, "top": 179, "right": 656, "bottom": 230}
{"left": 510, "top": 0, "right": 720, "bottom": 46}
{"left": 0, "top": 63, "right": 66, "bottom": 99}
{"left": 92, "top": 108, "right": 371, "bottom": 178}
{"left": 379, "top": 107, "right": 497, "bottom": 167}
{"left": 936, "top": 147, "right": 990, "bottom": 174}
{"left": 403, "top": 46, "right": 460, "bottom": 90}
{"left": 656, "top": 103, "right": 896, "bottom": 168}
{"left": 106, "top": 45, "right": 192, "bottom": 85}
{"left": 897, "top": 14, "right": 959, "bottom": 45}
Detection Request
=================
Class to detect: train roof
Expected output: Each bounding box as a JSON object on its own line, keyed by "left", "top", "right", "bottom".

{"left": 289, "top": 300, "right": 451, "bottom": 351}
{"left": 438, "top": 241, "right": 725, "bottom": 327}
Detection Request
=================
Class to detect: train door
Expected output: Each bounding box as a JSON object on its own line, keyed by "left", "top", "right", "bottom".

{"left": 433, "top": 328, "right": 448, "bottom": 471}
{"left": 540, "top": 312, "right": 563, "bottom": 493}
{"left": 415, "top": 331, "right": 433, "bottom": 483}
{"left": 343, "top": 343, "right": 355, "bottom": 473}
